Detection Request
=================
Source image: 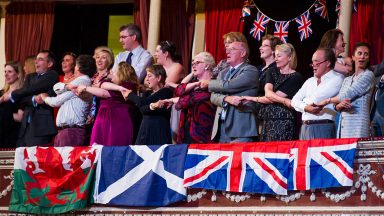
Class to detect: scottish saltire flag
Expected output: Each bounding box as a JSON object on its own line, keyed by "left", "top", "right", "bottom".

{"left": 288, "top": 138, "right": 357, "bottom": 190}
{"left": 315, "top": 0, "right": 328, "bottom": 20}
{"left": 93, "top": 145, "right": 188, "bottom": 206}
{"left": 184, "top": 143, "right": 291, "bottom": 195}
{"left": 295, "top": 11, "right": 312, "bottom": 41}
{"left": 250, "top": 12, "right": 270, "bottom": 41}
{"left": 9, "top": 146, "right": 99, "bottom": 214}
{"left": 274, "top": 21, "right": 289, "bottom": 43}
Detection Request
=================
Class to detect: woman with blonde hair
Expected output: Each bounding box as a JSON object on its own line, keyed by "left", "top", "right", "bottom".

{"left": 242, "top": 43, "right": 303, "bottom": 141}
{"left": 0, "top": 61, "right": 25, "bottom": 147}
{"left": 23, "top": 55, "right": 36, "bottom": 75}
{"left": 77, "top": 61, "right": 138, "bottom": 146}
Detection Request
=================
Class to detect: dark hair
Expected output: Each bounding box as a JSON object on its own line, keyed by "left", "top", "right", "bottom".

{"left": 146, "top": 64, "right": 167, "bottom": 85}
{"left": 119, "top": 23, "right": 142, "bottom": 43}
{"left": 352, "top": 42, "right": 371, "bottom": 69}
{"left": 39, "top": 50, "right": 57, "bottom": 68}
{"left": 159, "top": 40, "right": 182, "bottom": 63}
{"left": 317, "top": 48, "right": 337, "bottom": 69}
{"left": 62, "top": 52, "right": 77, "bottom": 60}
{"left": 76, "top": 55, "right": 96, "bottom": 77}
{"left": 262, "top": 34, "right": 283, "bottom": 51}
{"left": 62, "top": 52, "right": 77, "bottom": 68}
{"left": 319, "top": 29, "right": 344, "bottom": 50}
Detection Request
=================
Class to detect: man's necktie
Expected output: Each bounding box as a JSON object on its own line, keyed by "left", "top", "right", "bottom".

{"left": 126, "top": 52, "right": 133, "bottom": 65}
{"left": 225, "top": 68, "right": 235, "bottom": 80}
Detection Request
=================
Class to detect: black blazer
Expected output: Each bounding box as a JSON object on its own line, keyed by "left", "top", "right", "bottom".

{"left": 12, "top": 70, "right": 59, "bottom": 146}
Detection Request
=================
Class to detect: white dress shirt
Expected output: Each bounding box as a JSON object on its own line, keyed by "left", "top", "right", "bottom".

{"left": 291, "top": 70, "right": 344, "bottom": 121}
{"left": 112, "top": 45, "right": 153, "bottom": 83}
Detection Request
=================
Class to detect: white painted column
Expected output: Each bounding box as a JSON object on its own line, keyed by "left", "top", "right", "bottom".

{"left": 338, "top": 0, "right": 353, "bottom": 57}
{"left": 147, "top": 0, "right": 162, "bottom": 55}
{"left": 0, "top": 2, "right": 9, "bottom": 89}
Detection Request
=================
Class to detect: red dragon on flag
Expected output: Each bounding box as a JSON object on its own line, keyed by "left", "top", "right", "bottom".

{"left": 9, "top": 146, "right": 99, "bottom": 214}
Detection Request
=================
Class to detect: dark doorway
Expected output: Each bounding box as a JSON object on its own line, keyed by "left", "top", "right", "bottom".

{"left": 50, "top": 3, "right": 133, "bottom": 73}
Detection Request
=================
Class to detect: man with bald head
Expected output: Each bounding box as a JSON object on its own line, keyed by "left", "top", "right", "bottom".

{"left": 292, "top": 48, "right": 344, "bottom": 140}
{"left": 202, "top": 41, "right": 259, "bottom": 143}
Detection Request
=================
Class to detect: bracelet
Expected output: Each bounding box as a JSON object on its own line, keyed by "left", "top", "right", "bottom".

{"left": 255, "top": 97, "right": 259, "bottom": 102}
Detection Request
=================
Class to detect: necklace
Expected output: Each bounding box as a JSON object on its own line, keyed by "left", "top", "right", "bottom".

{"left": 63, "top": 74, "right": 74, "bottom": 81}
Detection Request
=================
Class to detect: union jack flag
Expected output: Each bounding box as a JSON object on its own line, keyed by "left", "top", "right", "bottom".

{"left": 295, "top": 11, "right": 312, "bottom": 41}
{"left": 315, "top": 0, "right": 328, "bottom": 20}
{"left": 288, "top": 138, "right": 357, "bottom": 190}
{"left": 249, "top": 12, "right": 270, "bottom": 41}
{"left": 184, "top": 143, "right": 291, "bottom": 195}
{"left": 274, "top": 21, "right": 289, "bottom": 43}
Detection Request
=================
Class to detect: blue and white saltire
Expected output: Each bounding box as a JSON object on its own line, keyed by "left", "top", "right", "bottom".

{"left": 93, "top": 145, "right": 188, "bottom": 206}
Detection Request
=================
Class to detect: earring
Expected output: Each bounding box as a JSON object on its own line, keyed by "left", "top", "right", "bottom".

{"left": 205, "top": 67, "right": 209, "bottom": 70}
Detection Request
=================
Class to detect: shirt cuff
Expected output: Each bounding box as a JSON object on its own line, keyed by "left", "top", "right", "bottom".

{"left": 32, "top": 96, "right": 38, "bottom": 107}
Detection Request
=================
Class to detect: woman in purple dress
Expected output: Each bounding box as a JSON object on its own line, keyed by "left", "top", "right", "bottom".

{"left": 77, "top": 62, "right": 138, "bottom": 146}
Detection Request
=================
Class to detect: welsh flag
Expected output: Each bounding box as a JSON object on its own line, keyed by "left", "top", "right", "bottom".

{"left": 9, "top": 146, "right": 100, "bottom": 214}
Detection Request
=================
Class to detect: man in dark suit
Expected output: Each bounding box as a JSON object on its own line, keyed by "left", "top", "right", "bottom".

{"left": 202, "top": 42, "right": 259, "bottom": 143}
{"left": 5, "top": 50, "right": 59, "bottom": 146}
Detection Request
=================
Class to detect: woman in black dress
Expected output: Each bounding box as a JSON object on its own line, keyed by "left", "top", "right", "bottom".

{"left": 0, "top": 61, "right": 25, "bottom": 148}
{"left": 243, "top": 43, "right": 303, "bottom": 141}
{"left": 122, "top": 65, "right": 173, "bottom": 145}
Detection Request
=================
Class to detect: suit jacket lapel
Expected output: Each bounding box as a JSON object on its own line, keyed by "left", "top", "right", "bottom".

{"left": 228, "top": 62, "right": 246, "bottom": 80}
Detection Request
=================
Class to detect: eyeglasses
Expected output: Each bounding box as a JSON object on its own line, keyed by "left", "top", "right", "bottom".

{"left": 226, "top": 47, "right": 242, "bottom": 52}
{"left": 120, "top": 35, "right": 133, "bottom": 39}
{"left": 192, "top": 60, "right": 204, "bottom": 65}
{"left": 309, "top": 59, "right": 327, "bottom": 68}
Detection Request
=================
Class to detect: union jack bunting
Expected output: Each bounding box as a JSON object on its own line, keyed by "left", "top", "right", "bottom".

{"left": 288, "top": 138, "right": 357, "bottom": 190}
{"left": 274, "top": 21, "right": 289, "bottom": 43}
{"left": 242, "top": 6, "right": 251, "bottom": 18}
{"left": 184, "top": 143, "right": 291, "bottom": 195}
{"left": 295, "top": 11, "right": 312, "bottom": 41}
{"left": 250, "top": 12, "right": 270, "bottom": 41}
{"left": 315, "top": 0, "right": 328, "bottom": 20}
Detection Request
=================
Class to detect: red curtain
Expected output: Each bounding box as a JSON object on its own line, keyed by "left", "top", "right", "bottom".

{"left": 349, "top": 0, "right": 384, "bottom": 65}
{"left": 5, "top": 2, "right": 55, "bottom": 63}
{"left": 159, "top": 0, "right": 195, "bottom": 69}
{"left": 134, "top": 0, "right": 150, "bottom": 49}
{"left": 205, "top": 0, "right": 244, "bottom": 63}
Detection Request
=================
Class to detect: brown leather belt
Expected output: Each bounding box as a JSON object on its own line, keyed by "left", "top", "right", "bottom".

{"left": 302, "top": 119, "right": 334, "bottom": 125}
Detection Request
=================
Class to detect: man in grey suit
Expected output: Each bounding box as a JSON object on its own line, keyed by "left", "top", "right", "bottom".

{"left": 202, "top": 41, "right": 259, "bottom": 143}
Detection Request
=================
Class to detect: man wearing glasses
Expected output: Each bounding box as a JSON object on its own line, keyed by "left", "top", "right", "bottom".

{"left": 291, "top": 48, "right": 344, "bottom": 140}
{"left": 2, "top": 50, "right": 59, "bottom": 146}
{"left": 201, "top": 41, "right": 259, "bottom": 143}
{"left": 112, "top": 23, "right": 152, "bottom": 83}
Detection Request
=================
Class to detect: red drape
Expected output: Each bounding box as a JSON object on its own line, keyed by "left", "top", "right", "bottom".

{"left": 5, "top": 2, "right": 55, "bottom": 63}
{"left": 159, "top": 0, "right": 195, "bottom": 69}
{"left": 205, "top": 0, "right": 244, "bottom": 63}
{"left": 133, "top": 0, "right": 150, "bottom": 49}
{"left": 349, "top": 0, "right": 384, "bottom": 65}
